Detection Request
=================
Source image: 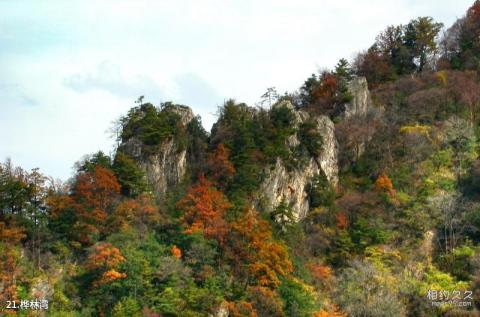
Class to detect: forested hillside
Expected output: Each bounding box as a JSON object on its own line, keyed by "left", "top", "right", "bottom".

{"left": 2, "top": 2, "right": 480, "bottom": 316}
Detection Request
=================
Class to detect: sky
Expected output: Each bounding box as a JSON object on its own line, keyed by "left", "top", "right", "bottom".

{"left": 0, "top": 0, "right": 473, "bottom": 181}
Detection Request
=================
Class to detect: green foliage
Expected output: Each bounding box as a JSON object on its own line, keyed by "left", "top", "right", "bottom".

{"left": 186, "top": 115, "right": 209, "bottom": 180}
{"left": 260, "top": 87, "right": 280, "bottom": 107}
{"left": 77, "top": 151, "right": 112, "bottom": 173}
{"left": 356, "top": 16, "right": 443, "bottom": 85}
{"left": 350, "top": 217, "right": 389, "bottom": 250}
{"left": 298, "top": 74, "right": 319, "bottom": 107}
{"left": 213, "top": 100, "right": 297, "bottom": 200}
{"left": 438, "top": 244, "right": 477, "bottom": 281}
{"left": 328, "top": 230, "right": 354, "bottom": 266}
{"left": 298, "top": 120, "right": 323, "bottom": 157}
{"left": 421, "top": 265, "right": 470, "bottom": 293}
{"left": 335, "top": 58, "right": 353, "bottom": 103}
{"left": 335, "top": 58, "right": 353, "bottom": 82}
{"left": 183, "top": 232, "right": 221, "bottom": 282}
{"left": 408, "top": 17, "right": 444, "bottom": 71}
{"left": 119, "top": 102, "right": 185, "bottom": 147}
{"left": 113, "top": 152, "right": 148, "bottom": 197}
{"left": 4, "top": 6, "right": 480, "bottom": 317}
{"left": 263, "top": 104, "right": 296, "bottom": 162}
{"left": 278, "top": 278, "right": 318, "bottom": 317}
{"left": 111, "top": 297, "right": 142, "bottom": 317}
{"left": 307, "top": 172, "right": 335, "bottom": 209}
{"left": 270, "top": 200, "right": 296, "bottom": 231}
{"left": 153, "top": 280, "right": 221, "bottom": 316}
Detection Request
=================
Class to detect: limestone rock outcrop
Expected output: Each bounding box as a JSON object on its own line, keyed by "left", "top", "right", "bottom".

{"left": 258, "top": 77, "right": 373, "bottom": 220}
{"left": 119, "top": 77, "right": 373, "bottom": 220}
{"left": 120, "top": 105, "right": 194, "bottom": 200}
{"left": 343, "top": 76, "right": 371, "bottom": 119}
{"left": 258, "top": 101, "right": 338, "bottom": 220}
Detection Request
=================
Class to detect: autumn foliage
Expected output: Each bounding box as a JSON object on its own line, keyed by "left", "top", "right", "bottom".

{"left": 72, "top": 166, "right": 121, "bottom": 244}
{"left": 309, "top": 263, "right": 333, "bottom": 280}
{"left": 0, "top": 221, "right": 26, "bottom": 314}
{"left": 48, "top": 165, "right": 158, "bottom": 245}
{"left": 4, "top": 4, "right": 480, "bottom": 314}
{"left": 96, "top": 269, "right": 127, "bottom": 287}
{"left": 177, "top": 176, "right": 231, "bottom": 244}
{"left": 171, "top": 245, "right": 182, "bottom": 259}
{"left": 228, "top": 208, "right": 293, "bottom": 288}
{"left": 336, "top": 212, "right": 348, "bottom": 229}
{"left": 227, "top": 301, "right": 258, "bottom": 317}
{"left": 86, "top": 243, "right": 127, "bottom": 287}
{"left": 314, "top": 306, "right": 346, "bottom": 317}
{"left": 111, "top": 194, "right": 158, "bottom": 232}
{"left": 374, "top": 173, "right": 395, "bottom": 196}
{"left": 313, "top": 73, "right": 338, "bottom": 100}
{"left": 86, "top": 243, "right": 125, "bottom": 270}
{"left": 207, "top": 143, "right": 235, "bottom": 185}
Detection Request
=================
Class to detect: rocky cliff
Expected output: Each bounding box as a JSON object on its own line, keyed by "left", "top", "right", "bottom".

{"left": 343, "top": 76, "right": 371, "bottom": 119}
{"left": 335, "top": 76, "right": 376, "bottom": 166}
{"left": 257, "top": 77, "right": 372, "bottom": 220}
{"left": 119, "top": 77, "right": 372, "bottom": 220}
{"left": 119, "top": 105, "right": 195, "bottom": 200}
{"left": 258, "top": 101, "right": 339, "bottom": 220}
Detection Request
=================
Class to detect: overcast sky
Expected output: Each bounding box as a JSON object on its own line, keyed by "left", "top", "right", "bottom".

{"left": 0, "top": 0, "right": 473, "bottom": 180}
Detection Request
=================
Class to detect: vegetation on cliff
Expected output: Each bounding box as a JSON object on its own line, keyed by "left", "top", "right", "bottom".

{"left": 2, "top": 2, "right": 480, "bottom": 316}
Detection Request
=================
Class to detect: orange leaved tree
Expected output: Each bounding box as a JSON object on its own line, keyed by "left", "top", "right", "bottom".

{"left": 177, "top": 176, "right": 231, "bottom": 245}
{"left": 71, "top": 166, "right": 121, "bottom": 244}
{"left": 0, "top": 221, "right": 25, "bottom": 315}
{"left": 374, "top": 172, "right": 395, "bottom": 196}
{"left": 207, "top": 143, "right": 235, "bottom": 186}
{"left": 110, "top": 194, "right": 158, "bottom": 233}
{"left": 228, "top": 208, "right": 293, "bottom": 288}
{"left": 171, "top": 245, "right": 182, "bottom": 259}
{"left": 86, "top": 242, "right": 127, "bottom": 288}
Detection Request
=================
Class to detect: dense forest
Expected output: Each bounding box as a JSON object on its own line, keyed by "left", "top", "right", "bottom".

{"left": 2, "top": 2, "right": 480, "bottom": 316}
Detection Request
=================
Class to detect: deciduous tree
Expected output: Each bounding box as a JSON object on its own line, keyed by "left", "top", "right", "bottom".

{"left": 86, "top": 242, "right": 127, "bottom": 288}
{"left": 0, "top": 221, "right": 25, "bottom": 313}
{"left": 228, "top": 208, "right": 293, "bottom": 288}
{"left": 72, "top": 166, "right": 121, "bottom": 244}
{"left": 207, "top": 143, "right": 235, "bottom": 186}
{"left": 177, "top": 176, "right": 231, "bottom": 244}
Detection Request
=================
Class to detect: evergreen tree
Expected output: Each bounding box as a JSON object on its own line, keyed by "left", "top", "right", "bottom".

{"left": 113, "top": 152, "right": 148, "bottom": 197}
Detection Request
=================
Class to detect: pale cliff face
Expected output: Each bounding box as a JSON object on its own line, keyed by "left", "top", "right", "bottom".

{"left": 120, "top": 105, "right": 194, "bottom": 201}
{"left": 258, "top": 77, "right": 372, "bottom": 220}
{"left": 344, "top": 77, "right": 371, "bottom": 119}
{"left": 119, "top": 77, "right": 372, "bottom": 220}
{"left": 258, "top": 102, "right": 339, "bottom": 220}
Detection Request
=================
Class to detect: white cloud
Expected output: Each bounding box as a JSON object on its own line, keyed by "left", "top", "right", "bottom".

{"left": 64, "top": 61, "right": 163, "bottom": 100}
